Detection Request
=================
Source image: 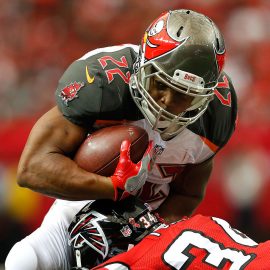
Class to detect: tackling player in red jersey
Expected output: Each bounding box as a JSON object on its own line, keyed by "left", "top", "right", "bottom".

{"left": 68, "top": 198, "right": 270, "bottom": 270}
{"left": 92, "top": 215, "right": 270, "bottom": 270}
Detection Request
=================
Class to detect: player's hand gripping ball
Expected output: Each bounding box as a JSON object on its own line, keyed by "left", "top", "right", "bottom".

{"left": 111, "top": 139, "right": 153, "bottom": 200}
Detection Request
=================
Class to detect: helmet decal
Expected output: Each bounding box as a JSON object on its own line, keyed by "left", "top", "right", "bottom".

{"left": 142, "top": 12, "right": 188, "bottom": 61}
{"left": 120, "top": 225, "right": 133, "bottom": 237}
{"left": 69, "top": 211, "right": 109, "bottom": 259}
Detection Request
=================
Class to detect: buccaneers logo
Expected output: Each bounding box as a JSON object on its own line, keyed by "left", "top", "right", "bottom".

{"left": 142, "top": 12, "right": 188, "bottom": 61}
{"left": 59, "top": 81, "right": 84, "bottom": 106}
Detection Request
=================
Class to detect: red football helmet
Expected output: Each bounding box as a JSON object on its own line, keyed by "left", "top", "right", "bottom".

{"left": 130, "top": 9, "right": 226, "bottom": 139}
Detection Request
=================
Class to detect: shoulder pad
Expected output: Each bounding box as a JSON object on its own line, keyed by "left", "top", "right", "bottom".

{"left": 188, "top": 71, "right": 238, "bottom": 151}
{"left": 55, "top": 45, "right": 140, "bottom": 127}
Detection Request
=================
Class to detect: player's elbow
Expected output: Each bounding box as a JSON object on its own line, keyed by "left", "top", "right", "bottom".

{"left": 17, "top": 165, "right": 31, "bottom": 188}
{"left": 17, "top": 160, "right": 38, "bottom": 188}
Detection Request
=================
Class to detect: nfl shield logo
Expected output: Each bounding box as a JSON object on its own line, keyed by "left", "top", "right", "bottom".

{"left": 120, "top": 225, "right": 132, "bottom": 237}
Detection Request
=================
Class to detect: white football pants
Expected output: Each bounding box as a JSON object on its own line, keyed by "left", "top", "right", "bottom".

{"left": 5, "top": 199, "right": 91, "bottom": 270}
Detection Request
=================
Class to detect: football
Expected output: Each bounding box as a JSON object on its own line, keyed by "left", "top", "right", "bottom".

{"left": 74, "top": 125, "right": 149, "bottom": 176}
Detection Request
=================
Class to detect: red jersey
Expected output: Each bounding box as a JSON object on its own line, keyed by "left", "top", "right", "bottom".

{"left": 91, "top": 214, "right": 270, "bottom": 270}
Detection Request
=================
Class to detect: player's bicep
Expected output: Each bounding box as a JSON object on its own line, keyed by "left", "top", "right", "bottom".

{"left": 19, "top": 106, "right": 88, "bottom": 166}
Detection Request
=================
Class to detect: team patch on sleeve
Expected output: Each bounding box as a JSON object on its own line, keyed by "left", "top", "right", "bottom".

{"left": 59, "top": 81, "right": 85, "bottom": 106}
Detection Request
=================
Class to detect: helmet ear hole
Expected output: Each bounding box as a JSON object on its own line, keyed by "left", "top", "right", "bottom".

{"left": 176, "top": 26, "right": 184, "bottom": 37}
{"left": 216, "top": 38, "right": 220, "bottom": 51}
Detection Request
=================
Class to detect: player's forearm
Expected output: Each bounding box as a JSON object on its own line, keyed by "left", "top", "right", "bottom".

{"left": 157, "top": 194, "right": 203, "bottom": 223}
{"left": 159, "top": 159, "right": 213, "bottom": 222}
{"left": 17, "top": 152, "right": 114, "bottom": 200}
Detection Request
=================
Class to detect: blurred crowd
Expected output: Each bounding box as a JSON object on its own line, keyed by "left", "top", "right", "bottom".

{"left": 0, "top": 0, "right": 270, "bottom": 263}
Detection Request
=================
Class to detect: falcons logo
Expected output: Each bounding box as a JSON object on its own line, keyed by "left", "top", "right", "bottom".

{"left": 68, "top": 211, "right": 109, "bottom": 259}
{"left": 142, "top": 12, "right": 188, "bottom": 61}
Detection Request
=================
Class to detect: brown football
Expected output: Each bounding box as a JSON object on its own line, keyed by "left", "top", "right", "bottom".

{"left": 74, "top": 125, "right": 149, "bottom": 176}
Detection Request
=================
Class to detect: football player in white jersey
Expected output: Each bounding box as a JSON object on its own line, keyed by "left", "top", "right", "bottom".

{"left": 5, "top": 9, "right": 237, "bottom": 270}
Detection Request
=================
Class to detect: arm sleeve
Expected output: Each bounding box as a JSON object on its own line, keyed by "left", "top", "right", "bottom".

{"left": 55, "top": 60, "right": 102, "bottom": 127}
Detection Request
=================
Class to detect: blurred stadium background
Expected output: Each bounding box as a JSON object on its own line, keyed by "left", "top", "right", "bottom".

{"left": 0, "top": 0, "right": 270, "bottom": 267}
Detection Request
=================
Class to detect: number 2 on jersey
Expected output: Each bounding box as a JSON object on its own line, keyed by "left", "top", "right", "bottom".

{"left": 214, "top": 75, "right": 231, "bottom": 107}
{"left": 98, "top": 55, "right": 131, "bottom": 84}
